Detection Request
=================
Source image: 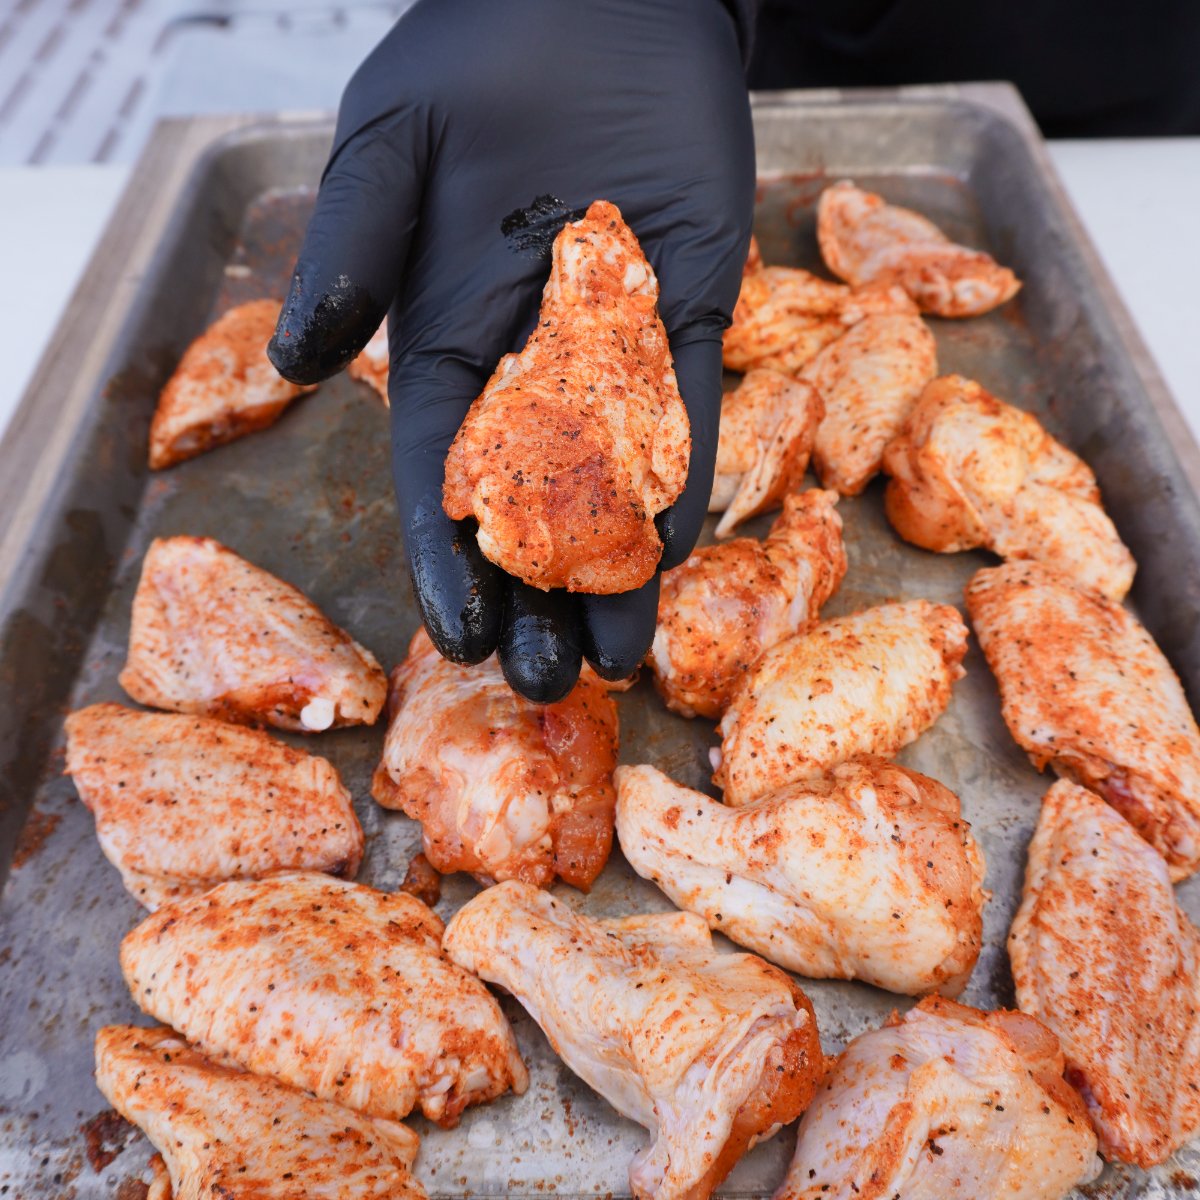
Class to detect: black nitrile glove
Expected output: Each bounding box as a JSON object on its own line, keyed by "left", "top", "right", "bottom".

{"left": 269, "top": 0, "right": 755, "bottom": 702}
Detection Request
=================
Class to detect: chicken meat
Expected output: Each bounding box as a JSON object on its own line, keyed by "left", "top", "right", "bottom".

{"left": 120, "top": 872, "right": 528, "bottom": 1127}
{"left": 444, "top": 881, "right": 825, "bottom": 1200}
{"left": 716, "top": 599, "right": 968, "bottom": 806}
{"left": 148, "top": 299, "right": 315, "bottom": 470}
{"left": 616, "top": 760, "right": 985, "bottom": 996}
{"left": 348, "top": 321, "right": 389, "bottom": 402}
{"left": 966, "top": 561, "right": 1200, "bottom": 879}
{"left": 65, "top": 702, "right": 363, "bottom": 909}
{"left": 1009, "top": 779, "right": 1200, "bottom": 1166}
{"left": 95, "top": 1024, "right": 427, "bottom": 1200}
{"left": 883, "top": 375, "right": 1135, "bottom": 599}
{"left": 775, "top": 996, "right": 1099, "bottom": 1200}
{"left": 119, "top": 536, "right": 387, "bottom": 732}
{"left": 708, "top": 369, "right": 825, "bottom": 537}
{"left": 372, "top": 627, "right": 618, "bottom": 890}
{"left": 817, "top": 180, "right": 1022, "bottom": 318}
{"left": 443, "top": 199, "right": 688, "bottom": 594}
{"left": 649, "top": 490, "right": 846, "bottom": 719}
{"left": 803, "top": 313, "right": 938, "bottom": 496}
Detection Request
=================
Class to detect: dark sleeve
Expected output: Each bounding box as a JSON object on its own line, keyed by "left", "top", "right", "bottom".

{"left": 723, "top": 0, "right": 758, "bottom": 63}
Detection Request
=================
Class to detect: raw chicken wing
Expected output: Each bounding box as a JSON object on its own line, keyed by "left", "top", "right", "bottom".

{"left": 616, "top": 760, "right": 985, "bottom": 995}
{"left": 884, "top": 375, "right": 1135, "bottom": 599}
{"left": 817, "top": 180, "right": 1021, "bottom": 317}
{"left": 966, "top": 561, "right": 1200, "bottom": 879}
{"left": 803, "top": 313, "right": 938, "bottom": 496}
{"left": 1009, "top": 779, "right": 1200, "bottom": 1166}
{"left": 716, "top": 599, "right": 968, "bottom": 806}
{"left": 649, "top": 491, "right": 846, "bottom": 719}
{"left": 708, "top": 369, "right": 825, "bottom": 537}
{"left": 444, "top": 881, "right": 824, "bottom": 1200}
{"left": 121, "top": 872, "right": 528, "bottom": 1126}
{"left": 348, "top": 321, "right": 389, "bottom": 402}
{"left": 723, "top": 261, "right": 916, "bottom": 376}
{"left": 776, "top": 997, "right": 1099, "bottom": 1200}
{"left": 65, "top": 702, "right": 363, "bottom": 909}
{"left": 443, "top": 200, "right": 688, "bottom": 593}
{"left": 95, "top": 1025, "right": 427, "bottom": 1200}
{"left": 148, "top": 299, "right": 314, "bottom": 469}
{"left": 119, "top": 536, "right": 387, "bottom": 732}
{"left": 372, "top": 628, "right": 618, "bottom": 889}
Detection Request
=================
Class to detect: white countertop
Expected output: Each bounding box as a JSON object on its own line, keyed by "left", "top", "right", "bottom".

{"left": 1, "top": 138, "right": 1198, "bottom": 446}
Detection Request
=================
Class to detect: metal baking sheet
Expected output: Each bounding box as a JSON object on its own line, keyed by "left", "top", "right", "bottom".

{"left": 2, "top": 84, "right": 1200, "bottom": 1199}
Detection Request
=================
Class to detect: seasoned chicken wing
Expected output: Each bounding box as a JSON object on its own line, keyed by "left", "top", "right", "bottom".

{"left": 884, "top": 376, "right": 1135, "bottom": 599}
{"left": 121, "top": 872, "right": 528, "bottom": 1127}
{"left": 776, "top": 997, "right": 1099, "bottom": 1200}
{"left": 723, "top": 261, "right": 916, "bottom": 376}
{"left": 95, "top": 1025, "right": 426, "bottom": 1200}
{"left": 1009, "top": 779, "right": 1200, "bottom": 1166}
{"left": 817, "top": 181, "right": 1022, "bottom": 318}
{"left": 616, "top": 760, "right": 984, "bottom": 995}
{"left": 443, "top": 200, "right": 688, "bottom": 594}
{"left": 148, "top": 299, "right": 315, "bottom": 470}
{"left": 347, "top": 321, "right": 389, "bottom": 403}
{"left": 372, "top": 628, "right": 618, "bottom": 890}
{"left": 649, "top": 491, "right": 846, "bottom": 719}
{"left": 708, "top": 369, "right": 825, "bottom": 537}
{"left": 444, "top": 881, "right": 824, "bottom": 1200}
{"left": 65, "top": 703, "right": 363, "bottom": 909}
{"left": 966, "top": 561, "right": 1200, "bottom": 879}
{"left": 119, "top": 536, "right": 387, "bottom": 732}
{"left": 803, "top": 313, "right": 938, "bottom": 496}
{"left": 716, "top": 600, "right": 968, "bottom": 806}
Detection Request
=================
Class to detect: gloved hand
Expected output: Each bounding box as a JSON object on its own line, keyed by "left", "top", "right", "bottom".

{"left": 269, "top": 0, "right": 754, "bottom": 702}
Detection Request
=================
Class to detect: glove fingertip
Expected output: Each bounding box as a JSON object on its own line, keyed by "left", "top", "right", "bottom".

{"left": 499, "top": 582, "right": 583, "bottom": 704}
{"left": 579, "top": 579, "right": 660, "bottom": 680}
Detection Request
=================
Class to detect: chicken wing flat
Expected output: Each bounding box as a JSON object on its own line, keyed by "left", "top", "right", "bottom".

{"left": 372, "top": 628, "right": 618, "bottom": 890}
{"left": 1009, "top": 779, "right": 1200, "bottom": 1166}
{"left": 817, "top": 181, "right": 1021, "bottom": 318}
{"left": 708, "top": 369, "right": 825, "bottom": 537}
{"left": 803, "top": 313, "right": 938, "bottom": 496}
{"left": 966, "top": 561, "right": 1200, "bottom": 879}
{"left": 884, "top": 376, "right": 1135, "bottom": 599}
{"left": 348, "top": 321, "right": 389, "bottom": 403}
{"left": 120, "top": 872, "right": 528, "bottom": 1127}
{"left": 148, "top": 299, "right": 315, "bottom": 470}
{"left": 649, "top": 491, "right": 846, "bottom": 719}
{"left": 95, "top": 1025, "right": 426, "bottom": 1200}
{"left": 616, "top": 760, "right": 984, "bottom": 996}
{"left": 119, "top": 536, "right": 387, "bottom": 732}
{"left": 444, "top": 881, "right": 824, "bottom": 1200}
{"left": 716, "top": 599, "right": 968, "bottom": 806}
{"left": 65, "top": 703, "right": 363, "bottom": 909}
{"left": 443, "top": 200, "right": 688, "bottom": 594}
{"left": 775, "top": 997, "right": 1099, "bottom": 1200}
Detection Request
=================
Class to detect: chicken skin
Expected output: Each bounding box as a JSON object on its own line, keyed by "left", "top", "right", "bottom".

{"left": 884, "top": 376, "right": 1135, "bottom": 600}
{"left": 966, "top": 561, "right": 1200, "bottom": 879}
{"left": 649, "top": 491, "right": 846, "bottom": 719}
{"left": 121, "top": 873, "right": 528, "bottom": 1127}
{"left": 817, "top": 181, "right": 1022, "bottom": 318}
{"left": 148, "top": 299, "right": 315, "bottom": 469}
{"left": 95, "top": 1025, "right": 427, "bottom": 1200}
{"left": 776, "top": 997, "right": 1099, "bottom": 1200}
{"left": 723, "top": 260, "right": 917, "bottom": 376}
{"left": 119, "top": 536, "right": 386, "bottom": 733}
{"left": 443, "top": 200, "right": 688, "bottom": 594}
{"left": 708, "top": 369, "right": 825, "bottom": 537}
{"left": 348, "top": 321, "right": 389, "bottom": 402}
{"left": 372, "top": 628, "right": 618, "bottom": 890}
{"left": 65, "top": 703, "right": 363, "bottom": 909}
{"left": 616, "top": 761, "right": 985, "bottom": 995}
{"left": 1009, "top": 780, "right": 1200, "bottom": 1166}
{"left": 803, "top": 313, "right": 938, "bottom": 496}
{"left": 716, "top": 600, "right": 968, "bottom": 806}
{"left": 444, "top": 881, "right": 824, "bottom": 1200}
